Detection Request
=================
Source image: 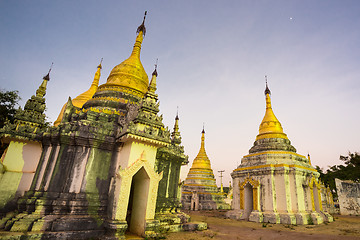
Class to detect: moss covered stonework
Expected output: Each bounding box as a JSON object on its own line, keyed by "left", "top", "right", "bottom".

{"left": 0, "top": 15, "right": 193, "bottom": 239}
{"left": 0, "top": 73, "right": 49, "bottom": 213}
{"left": 154, "top": 113, "right": 191, "bottom": 232}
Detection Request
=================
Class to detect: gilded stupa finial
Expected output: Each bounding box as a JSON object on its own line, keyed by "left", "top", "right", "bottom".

{"left": 171, "top": 107, "right": 181, "bottom": 145}
{"left": 202, "top": 122, "right": 205, "bottom": 134}
{"left": 149, "top": 59, "right": 158, "bottom": 93}
{"left": 137, "top": 11, "right": 147, "bottom": 36}
{"left": 256, "top": 78, "right": 288, "bottom": 140}
{"left": 152, "top": 58, "right": 158, "bottom": 77}
{"left": 98, "top": 58, "right": 103, "bottom": 69}
{"left": 36, "top": 62, "right": 53, "bottom": 98}
{"left": 43, "top": 62, "right": 53, "bottom": 81}
{"left": 264, "top": 75, "right": 271, "bottom": 95}
{"left": 105, "top": 12, "right": 149, "bottom": 95}
{"left": 175, "top": 106, "right": 179, "bottom": 120}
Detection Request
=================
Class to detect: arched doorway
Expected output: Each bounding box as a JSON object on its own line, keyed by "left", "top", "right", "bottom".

{"left": 190, "top": 192, "right": 199, "bottom": 211}
{"left": 126, "top": 167, "right": 150, "bottom": 236}
{"left": 244, "top": 183, "right": 253, "bottom": 220}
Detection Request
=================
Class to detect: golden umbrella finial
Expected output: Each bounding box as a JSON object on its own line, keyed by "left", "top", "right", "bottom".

{"left": 137, "top": 11, "right": 147, "bottom": 36}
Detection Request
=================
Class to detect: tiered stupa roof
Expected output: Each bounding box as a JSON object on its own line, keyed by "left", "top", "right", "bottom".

{"left": 0, "top": 67, "right": 51, "bottom": 140}
{"left": 184, "top": 128, "right": 217, "bottom": 190}
{"left": 51, "top": 12, "right": 170, "bottom": 147}
{"left": 249, "top": 80, "right": 296, "bottom": 153}
{"left": 82, "top": 13, "right": 149, "bottom": 113}
{"left": 182, "top": 128, "right": 230, "bottom": 210}
{"left": 256, "top": 81, "right": 288, "bottom": 141}
{"left": 103, "top": 15, "right": 149, "bottom": 96}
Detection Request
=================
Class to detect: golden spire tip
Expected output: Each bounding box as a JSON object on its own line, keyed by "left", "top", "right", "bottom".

{"left": 152, "top": 58, "right": 158, "bottom": 76}
{"left": 98, "top": 58, "right": 103, "bottom": 69}
{"left": 43, "top": 62, "right": 53, "bottom": 81}
{"left": 264, "top": 75, "right": 271, "bottom": 95}
{"left": 137, "top": 11, "right": 147, "bottom": 36}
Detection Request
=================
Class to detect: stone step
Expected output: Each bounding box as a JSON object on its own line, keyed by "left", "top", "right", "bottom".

{"left": 51, "top": 216, "right": 104, "bottom": 231}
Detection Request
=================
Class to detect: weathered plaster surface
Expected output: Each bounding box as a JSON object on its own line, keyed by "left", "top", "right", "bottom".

{"left": 0, "top": 141, "right": 42, "bottom": 209}
{"left": 229, "top": 151, "right": 332, "bottom": 225}
{"left": 335, "top": 178, "right": 360, "bottom": 215}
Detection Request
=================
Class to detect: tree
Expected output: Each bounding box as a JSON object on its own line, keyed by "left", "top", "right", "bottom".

{"left": 316, "top": 152, "right": 360, "bottom": 198}
{"left": 0, "top": 89, "right": 21, "bottom": 129}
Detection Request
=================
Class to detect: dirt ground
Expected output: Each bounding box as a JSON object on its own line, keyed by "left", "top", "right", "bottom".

{"left": 166, "top": 210, "right": 360, "bottom": 240}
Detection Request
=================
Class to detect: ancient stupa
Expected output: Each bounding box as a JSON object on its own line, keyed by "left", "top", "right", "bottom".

{"left": 0, "top": 13, "right": 197, "bottom": 239}
{"left": 227, "top": 79, "right": 333, "bottom": 224}
{"left": 182, "top": 128, "right": 229, "bottom": 210}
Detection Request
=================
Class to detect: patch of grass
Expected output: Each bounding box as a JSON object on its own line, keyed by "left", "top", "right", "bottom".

{"left": 284, "top": 224, "right": 295, "bottom": 230}
{"left": 307, "top": 215, "right": 314, "bottom": 225}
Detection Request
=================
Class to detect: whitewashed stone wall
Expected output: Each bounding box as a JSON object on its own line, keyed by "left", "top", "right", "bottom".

{"left": 335, "top": 178, "right": 360, "bottom": 215}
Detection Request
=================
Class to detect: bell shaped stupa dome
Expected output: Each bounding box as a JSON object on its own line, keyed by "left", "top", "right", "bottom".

{"left": 256, "top": 79, "right": 288, "bottom": 140}
{"left": 249, "top": 78, "right": 296, "bottom": 153}
{"left": 102, "top": 12, "right": 149, "bottom": 96}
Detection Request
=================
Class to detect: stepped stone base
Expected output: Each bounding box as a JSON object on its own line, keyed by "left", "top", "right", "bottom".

{"left": 0, "top": 230, "right": 105, "bottom": 240}
{"left": 226, "top": 210, "right": 333, "bottom": 225}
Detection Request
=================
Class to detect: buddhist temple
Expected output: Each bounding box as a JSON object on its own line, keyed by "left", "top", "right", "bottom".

{"left": 182, "top": 128, "right": 230, "bottom": 210}
{"left": 227, "top": 80, "right": 333, "bottom": 224}
{"left": 0, "top": 13, "right": 203, "bottom": 239}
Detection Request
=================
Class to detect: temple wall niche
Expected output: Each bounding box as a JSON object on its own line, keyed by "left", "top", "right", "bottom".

{"left": 43, "top": 145, "right": 61, "bottom": 191}
{"left": 289, "top": 172, "right": 298, "bottom": 212}
{"left": 68, "top": 146, "right": 91, "bottom": 193}
{"left": 263, "top": 176, "right": 273, "bottom": 211}
{"left": 275, "top": 172, "right": 287, "bottom": 212}
{"left": 32, "top": 144, "right": 52, "bottom": 190}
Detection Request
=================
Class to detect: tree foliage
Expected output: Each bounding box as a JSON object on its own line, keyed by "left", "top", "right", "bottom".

{"left": 0, "top": 89, "right": 21, "bottom": 128}
{"left": 316, "top": 152, "right": 360, "bottom": 197}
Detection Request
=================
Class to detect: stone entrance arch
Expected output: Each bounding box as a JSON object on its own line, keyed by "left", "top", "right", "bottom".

{"left": 239, "top": 176, "right": 260, "bottom": 219}
{"left": 190, "top": 191, "right": 199, "bottom": 211}
{"left": 244, "top": 183, "right": 254, "bottom": 219}
{"left": 127, "top": 167, "right": 150, "bottom": 235}
{"left": 109, "top": 151, "right": 163, "bottom": 236}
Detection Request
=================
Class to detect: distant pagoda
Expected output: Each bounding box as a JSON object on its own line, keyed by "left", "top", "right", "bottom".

{"left": 181, "top": 128, "right": 229, "bottom": 210}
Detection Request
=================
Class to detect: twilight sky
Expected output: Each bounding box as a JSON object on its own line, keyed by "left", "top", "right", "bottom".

{"left": 1, "top": 1, "right": 359, "bottom": 186}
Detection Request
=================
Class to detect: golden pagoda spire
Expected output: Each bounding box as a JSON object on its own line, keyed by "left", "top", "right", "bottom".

{"left": 36, "top": 63, "right": 52, "bottom": 98}
{"left": 171, "top": 107, "right": 181, "bottom": 145}
{"left": 54, "top": 60, "right": 102, "bottom": 126}
{"left": 190, "top": 126, "right": 212, "bottom": 170}
{"left": 174, "top": 107, "right": 179, "bottom": 133}
{"left": 256, "top": 76, "right": 288, "bottom": 140}
{"left": 148, "top": 59, "right": 158, "bottom": 93}
{"left": 104, "top": 11, "right": 149, "bottom": 95}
